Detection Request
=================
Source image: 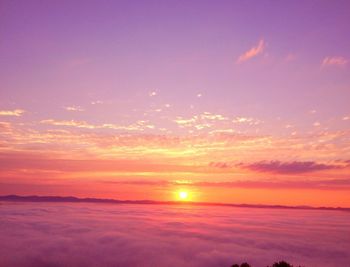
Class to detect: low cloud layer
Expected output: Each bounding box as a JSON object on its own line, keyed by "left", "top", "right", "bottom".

{"left": 0, "top": 202, "right": 349, "bottom": 267}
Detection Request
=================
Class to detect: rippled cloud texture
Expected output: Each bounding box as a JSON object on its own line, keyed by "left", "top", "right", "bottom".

{"left": 1, "top": 202, "right": 349, "bottom": 267}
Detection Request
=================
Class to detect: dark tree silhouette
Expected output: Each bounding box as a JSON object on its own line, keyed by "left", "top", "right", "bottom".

{"left": 268, "top": 261, "right": 301, "bottom": 267}
{"left": 230, "top": 263, "right": 251, "bottom": 267}
{"left": 230, "top": 261, "right": 302, "bottom": 267}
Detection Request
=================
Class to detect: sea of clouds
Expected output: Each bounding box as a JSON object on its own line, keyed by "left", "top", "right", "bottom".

{"left": 0, "top": 202, "right": 349, "bottom": 267}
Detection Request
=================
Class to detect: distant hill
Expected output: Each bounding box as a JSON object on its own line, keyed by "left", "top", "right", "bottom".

{"left": 1, "top": 195, "right": 349, "bottom": 212}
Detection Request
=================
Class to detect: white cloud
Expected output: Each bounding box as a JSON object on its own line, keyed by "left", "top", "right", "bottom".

{"left": 91, "top": 100, "right": 103, "bottom": 105}
{"left": 41, "top": 119, "right": 155, "bottom": 132}
{"left": 64, "top": 106, "right": 84, "bottom": 112}
{"left": 149, "top": 91, "right": 157, "bottom": 97}
{"left": 0, "top": 109, "right": 25, "bottom": 117}
{"left": 232, "top": 117, "right": 261, "bottom": 125}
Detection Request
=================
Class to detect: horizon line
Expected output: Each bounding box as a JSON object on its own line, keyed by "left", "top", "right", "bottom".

{"left": 1, "top": 194, "right": 349, "bottom": 211}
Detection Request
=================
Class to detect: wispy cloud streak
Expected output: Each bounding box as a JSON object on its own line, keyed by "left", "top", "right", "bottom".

{"left": 237, "top": 160, "right": 345, "bottom": 174}
{"left": 0, "top": 109, "right": 25, "bottom": 117}
{"left": 322, "top": 56, "right": 348, "bottom": 67}
{"left": 237, "top": 39, "right": 265, "bottom": 63}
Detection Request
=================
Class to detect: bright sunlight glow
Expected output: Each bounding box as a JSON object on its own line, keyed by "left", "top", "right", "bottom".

{"left": 178, "top": 191, "right": 189, "bottom": 200}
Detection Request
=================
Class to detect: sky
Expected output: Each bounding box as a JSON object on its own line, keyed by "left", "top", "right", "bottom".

{"left": 0, "top": 0, "right": 350, "bottom": 207}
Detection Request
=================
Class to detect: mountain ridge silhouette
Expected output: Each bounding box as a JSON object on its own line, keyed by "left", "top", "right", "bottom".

{"left": 1, "top": 195, "right": 349, "bottom": 211}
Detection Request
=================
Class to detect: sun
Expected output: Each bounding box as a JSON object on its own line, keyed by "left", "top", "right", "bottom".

{"left": 178, "top": 191, "right": 189, "bottom": 201}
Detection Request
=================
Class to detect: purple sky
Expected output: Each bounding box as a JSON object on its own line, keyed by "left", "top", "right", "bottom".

{"left": 2, "top": 0, "right": 350, "bottom": 124}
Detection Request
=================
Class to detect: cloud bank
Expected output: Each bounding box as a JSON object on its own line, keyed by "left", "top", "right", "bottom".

{"left": 0, "top": 202, "right": 349, "bottom": 267}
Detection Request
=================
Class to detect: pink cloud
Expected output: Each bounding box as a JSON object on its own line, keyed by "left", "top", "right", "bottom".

{"left": 285, "top": 53, "right": 296, "bottom": 62}
{"left": 237, "top": 39, "right": 265, "bottom": 63}
{"left": 321, "top": 56, "right": 348, "bottom": 67}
